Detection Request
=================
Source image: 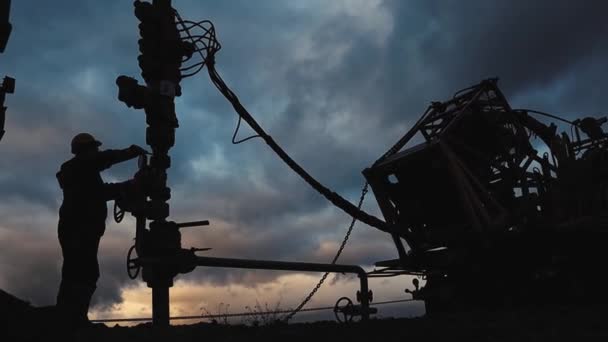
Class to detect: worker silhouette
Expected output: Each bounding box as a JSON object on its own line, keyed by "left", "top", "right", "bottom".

{"left": 55, "top": 133, "right": 147, "bottom": 329}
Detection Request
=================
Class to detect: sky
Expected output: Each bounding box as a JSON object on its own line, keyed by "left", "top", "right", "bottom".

{"left": 0, "top": 0, "right": 607, "bottom": 324}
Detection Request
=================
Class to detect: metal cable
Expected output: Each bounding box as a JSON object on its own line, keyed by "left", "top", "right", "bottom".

{"left": 91, "top": 298, "right": 415, "bottom": 323}
{"left": 171, "top": 11, "right": 416, "bottom": 322}
{"left": 205, "top": 57, "right": 394, "bottom": 234}
{"left": 174, "top": 9, "right": 394, "bottom": 234}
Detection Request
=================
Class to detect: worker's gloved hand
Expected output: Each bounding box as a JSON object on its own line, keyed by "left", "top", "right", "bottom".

{"left": 129, "top": 144, "right": 149, "bottom": 155}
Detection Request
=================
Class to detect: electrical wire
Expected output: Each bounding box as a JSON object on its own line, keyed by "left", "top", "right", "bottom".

{"left": 174, "top": 10, "right": 220, "bottom": 79}
{"left": 170, "top": 10, "right": 415, "bottom": 322}
{"left": 174, "top": 11, "right": 255, "bottom": 142}
{"left": 180, "top": 61, "right": 206, "bottom": 72}
{"left": 175, "top": 8, "right": 397, "bottom": 233}
{"left": 91, "top": 298, "right": 416, "bottom": 323}
{"left": 205, "top": 58, "right": 393, "bottom": 233}
{"left": 232, "top": 115, "right": 261, "bottom": 144}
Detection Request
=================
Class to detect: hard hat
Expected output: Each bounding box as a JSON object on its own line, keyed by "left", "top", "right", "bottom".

{"left": 71, "top": 132, "right": 102, "bottom": 154}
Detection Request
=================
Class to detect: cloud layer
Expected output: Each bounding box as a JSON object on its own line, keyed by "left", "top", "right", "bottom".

{"left": 1, "top": 0, "right": 606, "bottom": 320}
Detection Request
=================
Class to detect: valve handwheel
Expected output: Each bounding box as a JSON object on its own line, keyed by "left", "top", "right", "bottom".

{"left": 126, "top": 244, "right": 141, "bottom": 279}
{"left": 114, "top": 201, "right": 125, "bottom": 223}
{"left": 333, "top": 296, "right": 354, "bottom": 323}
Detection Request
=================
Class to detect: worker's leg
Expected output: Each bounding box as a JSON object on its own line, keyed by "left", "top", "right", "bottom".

{"left": 57, "top": 232, "right": 82, "bottom": 328}
{"left": 57, "top": 231, "right": 101, "bottom": 327}
{"left": 75, "top": 234, "right": 101, "bottom": 323}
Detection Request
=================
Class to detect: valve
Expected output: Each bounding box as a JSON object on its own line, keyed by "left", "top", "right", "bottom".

{"left": 405, "top": 278, "right": 422, "bottom": 299}
{"left": 114, "top": 201, "right": 125, "bottom": 223}
{"left": 0, "top": 76, "right": 15, "bottom": 142}
{"left": 116, "top": 76, "right": 148, "bottom": 109}
{"left": 1, "top": 76, "right": 14, "bottom": 93}
{"left": 333, "top": 297, "right": 354, "bottom": 324}
{"left": 356, "top": 289, "right": 373, "bottom": 303}
{"left": 127, "top": 244, "right": 141, "bottom": 279}
{"left": 334, "top": 295, "right": 378, "bottom": 323}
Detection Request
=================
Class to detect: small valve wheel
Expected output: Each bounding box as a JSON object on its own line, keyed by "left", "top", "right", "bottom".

{"left": 333, "top": 296, "right": 354, "bottom": 323}
{"left": 126, "top": 244, "right": 141, "bottom": 279}
{"left": 114, "top": 201, "right": 125, "bottom": 223}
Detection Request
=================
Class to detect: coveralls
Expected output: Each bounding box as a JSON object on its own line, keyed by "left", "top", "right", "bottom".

{"left": 55, "top": 148, "right": 140, "bottom": 325}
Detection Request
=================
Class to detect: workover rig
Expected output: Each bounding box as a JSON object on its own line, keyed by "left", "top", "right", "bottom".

{"left": 363, "top": 79, "right": 608, "bottom": 313}
{"left": 111, "top": 0, "right": 608, "bottom": 325}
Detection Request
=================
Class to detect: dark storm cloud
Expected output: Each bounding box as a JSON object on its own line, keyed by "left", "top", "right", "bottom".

{"left": 381, "top": 0, "right": 608, "bottom": 112}
{"left": 2, "top": 0, "right": 607, "bottom": 311}
{"left": 171, "top": 0, "right": 608, "bottom": 285}
{"left": 0, "top": 208, "right": 61, "bottom": 306}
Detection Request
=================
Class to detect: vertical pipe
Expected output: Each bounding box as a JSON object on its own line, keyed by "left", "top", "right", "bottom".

{"left": 152, "top": 286, "right": 169, "bottom": 326}
{"left": 149, "top": 0, "right": 176, "bottom": 327}
{"left": 359, "top": 274, "right": 370, "bottom": 321}
{"left": 135, "top": 216, "right": 146, "bottom": 256}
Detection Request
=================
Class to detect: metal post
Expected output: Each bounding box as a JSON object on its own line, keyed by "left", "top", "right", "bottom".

{"left": 152, "top": 286, "right": 169, "bottom": 326}
{"left": 358, "top": 274, "right": 370, "bottom": 321}
{"left": 117, "top": 0, "right": 191, "bottom": 328}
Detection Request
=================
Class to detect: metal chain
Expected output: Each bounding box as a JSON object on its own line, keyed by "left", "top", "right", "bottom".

{"left": 174, "top": 10, "right": 422, "bottom": 324}
{"left": 282, "top": 182, "right": 369, "bottom": 322}
{"left": 281, "top": 125, "right": 411, "bottom": 322}
{"left": 197, "top": 19, "right": 409, "bottom": 320}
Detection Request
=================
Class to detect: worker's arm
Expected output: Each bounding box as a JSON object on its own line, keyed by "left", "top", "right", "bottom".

{"left": 95, "top": 145, "right": 148, "bottom": 171}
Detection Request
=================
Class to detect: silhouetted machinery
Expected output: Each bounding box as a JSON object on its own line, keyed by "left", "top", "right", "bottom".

{"left": 364, "top": 78, "right": 608, "bottom": 313}
{"left": 0, "top": 0, "right": 13, "bottom": 142}
{"left": 110, "top": 0, "right": 608, "bottom": 323}
{"left": 113, "top": 1, "right": 378, "bottom": 327}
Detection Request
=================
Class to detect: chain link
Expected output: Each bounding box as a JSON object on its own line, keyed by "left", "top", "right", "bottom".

{"left": 282, "top": 132, "right": 409, "bottom": 322}
{"left": 282, "top": 182, "right": 369, "bottom": 322}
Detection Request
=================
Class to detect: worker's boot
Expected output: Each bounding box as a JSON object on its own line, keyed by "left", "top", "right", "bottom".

{"left": 73, "top": 285, "right": 96, "bottom": 329}
{"left": 55, "top": 280, "right": 69, "bottom": 313}
{"left": 56, "top": 281, "right": 81, "bottom": 331}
